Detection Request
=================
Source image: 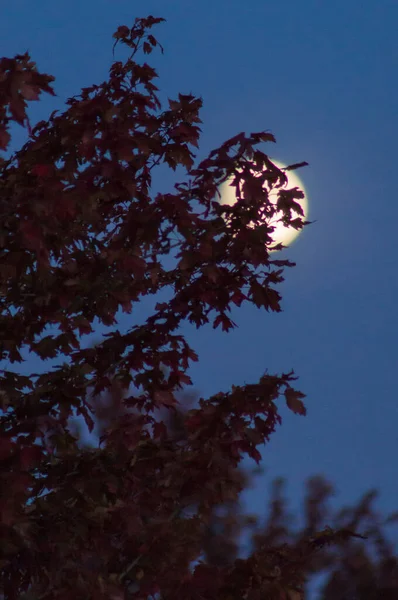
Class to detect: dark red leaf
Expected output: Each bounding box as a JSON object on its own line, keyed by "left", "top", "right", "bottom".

{"left": 285, "top": 388, "right": 307, "bottom": 415}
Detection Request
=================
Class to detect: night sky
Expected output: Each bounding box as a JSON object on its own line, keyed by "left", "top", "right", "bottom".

{"left": 3, "top": 0, "right": 398, "bottom": 555}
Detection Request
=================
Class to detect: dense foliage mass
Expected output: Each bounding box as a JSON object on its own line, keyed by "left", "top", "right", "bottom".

{"left": 0, "top": 15, "right": 396, "bottom": 600}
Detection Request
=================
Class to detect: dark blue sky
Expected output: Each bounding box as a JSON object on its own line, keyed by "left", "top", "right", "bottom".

{"left": 3, "top": 0, "right": 398, "bottom": 539}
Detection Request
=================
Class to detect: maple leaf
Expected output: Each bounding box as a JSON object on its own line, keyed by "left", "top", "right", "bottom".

{"left": 19, "top": 81, "right": 40, "bottom": 101}
{"left": 113, "top": 25, "right": 130, "bottom": 40}
{"left": 33, "top": 335, "right": 58, "bottom": 359}
{"left": 250, "top": 281, "right": 281, "bottom": 312}
{"left": 213, "top": 313, "right": 236, "bottom": 332}
{"left": 75, "top": 316, "right": 93, "bottom": 336}
{"left": 284, "top": 388, "right": 306, "bottom": 415}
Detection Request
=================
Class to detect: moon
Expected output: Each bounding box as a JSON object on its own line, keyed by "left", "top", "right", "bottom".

{"left": 218, "top": 160, "right": 308, "bottom": 249}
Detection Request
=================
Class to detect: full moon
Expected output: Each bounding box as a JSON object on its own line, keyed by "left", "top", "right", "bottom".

{"left": 218, "top": 160, "right": 308, "bottom": 249}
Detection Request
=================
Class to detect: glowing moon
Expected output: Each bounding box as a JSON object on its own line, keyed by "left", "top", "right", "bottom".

{"left": 218, "top": 160, "right": 308, "bottom": 249}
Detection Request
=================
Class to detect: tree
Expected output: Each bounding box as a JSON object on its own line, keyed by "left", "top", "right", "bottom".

{"left": 0, "top": 15, "right": 376, "bottom": 599}
{"left": 251, "top": 475, "right": 398, "bottom": 599}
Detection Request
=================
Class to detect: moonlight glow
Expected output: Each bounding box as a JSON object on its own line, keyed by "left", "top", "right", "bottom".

{"left": 218, "top": 160, "right": 308, "bottom": 249}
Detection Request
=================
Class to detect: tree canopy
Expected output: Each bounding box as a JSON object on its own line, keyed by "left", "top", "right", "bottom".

{"left": 1, "top": 15, "right": 396, "bottom": 600}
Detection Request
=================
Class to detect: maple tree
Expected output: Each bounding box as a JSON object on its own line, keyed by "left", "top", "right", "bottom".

{"left": 1, "top": 14, "right": 390, "bottom": 600}
{"left": 83, "top": 386, "right": 398, "bottom": 600}
{"left": 251, "top": 475, "right": 398, "bottom": 599}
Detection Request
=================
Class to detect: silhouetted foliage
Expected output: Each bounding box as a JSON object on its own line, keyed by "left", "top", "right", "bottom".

{"left": 1, "top": 15, "right": 394, "bottom": 600}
